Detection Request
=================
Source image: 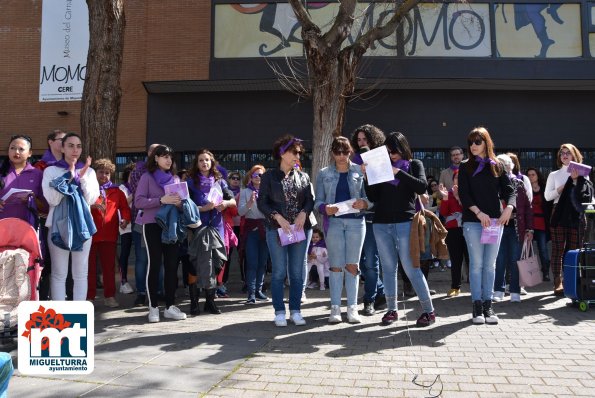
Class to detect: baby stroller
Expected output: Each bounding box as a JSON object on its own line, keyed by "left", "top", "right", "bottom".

{"left": 0, "top": 218, "right": 43, "bottom": 338}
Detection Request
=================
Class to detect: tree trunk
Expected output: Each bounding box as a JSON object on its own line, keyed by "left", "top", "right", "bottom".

{"left": 310, "top": 61, "right": 346, "bottom": 185}
{"left": 80, "top": 0, "right": 125, "bottom": 162}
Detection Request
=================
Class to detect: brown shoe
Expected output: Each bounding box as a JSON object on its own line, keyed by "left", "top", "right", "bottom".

{"left": 553, "top": 276, "right": 564, "bottom": 296}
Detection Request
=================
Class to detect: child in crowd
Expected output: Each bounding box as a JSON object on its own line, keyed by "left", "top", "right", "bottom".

{"left": 88, "top": 158, "right": 131, "bottom": 307}
{"left": 306, "top": 228, "right": 329, "bottom": 290}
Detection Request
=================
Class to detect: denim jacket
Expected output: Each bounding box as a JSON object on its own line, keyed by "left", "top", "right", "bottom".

{"left": 314, "top": 162, "right": 372, "bottom": 214}
{"left": 155, "top": 198, "right": 201, "bottom": 244}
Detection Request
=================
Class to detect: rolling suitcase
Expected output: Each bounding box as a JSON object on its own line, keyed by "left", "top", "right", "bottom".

{"left": 563, "top": 246, "right": 595, "bottom": 311}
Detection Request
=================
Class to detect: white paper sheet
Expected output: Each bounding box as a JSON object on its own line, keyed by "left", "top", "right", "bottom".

{"left": 333, "top": 199, "right": 359, "bottom": 216}
{"left": 359, "top": 145, "right": 394, "bottom": 185}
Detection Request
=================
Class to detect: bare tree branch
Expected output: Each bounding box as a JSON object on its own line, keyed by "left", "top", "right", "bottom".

{"left": 322, "top": 0, "right": 357, "bottom": 48}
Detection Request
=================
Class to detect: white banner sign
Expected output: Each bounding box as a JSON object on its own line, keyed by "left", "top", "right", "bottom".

{"left": 39, "top": 0, "right": 89, "bottom": 102}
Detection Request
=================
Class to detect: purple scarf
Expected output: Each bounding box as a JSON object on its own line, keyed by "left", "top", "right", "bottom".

{"left": 247, "top": 181, "right": 259, "bottom": 199}
{"left": 472, "top": 156, "right": 497, "bottom": 177}
{"left": 515, "top": 172, "right": 524, "bottom": 181}
{"left": 152, "top": 170, "right": 174, "bottom": 188}
{"left": 54, "top": 159, "right": 83, "bottom": 185}
{"left": 308, "top": 239, "right": 326, "bottom": 255}
{"left": 41, "top": 149, "right": 58, "bottom": 164}
{"left": 229, "top": 185, "right": 241, "bottom": 197}
{"left": 389, "top": 159, "right": 410, "bottom": 186}
{"left": 198, "top": 174, "right": 215, "bottom": 195}
{"left": 450, "top": 164, "right": 460, "bottom": 171}
{"left": 100, "top": 180, "right": 117, "bottom": 199}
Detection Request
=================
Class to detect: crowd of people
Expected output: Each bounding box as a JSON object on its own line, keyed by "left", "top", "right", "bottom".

{"left": 0, "top": 127, "right": 593, "bottom": 327}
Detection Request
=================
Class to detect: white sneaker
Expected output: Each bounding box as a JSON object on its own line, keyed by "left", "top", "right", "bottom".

{"left": 492, "top": 291, "right": 504, "bottom": 302}
{"left": 319, "top": 286, "right": 326, "bottom": 291}
{"left": 472, "top": 314, "right": 485, "bottom": 325}
{"left": 148, "top": 306, "right": 160, "bottom": 323}
{"left": 347, "top": 305, "right": 362, "bottom": 324}
{"left": 274, "top": 314, "right": 287, "bottom": 327}
{"left": 104, "top": 297, "right": 119, "bottom": 308}
{"left": 164, "top": 305, "right": 187, "bottom": 320}
{"left": 290, "top": 312, "right": 306, "bottom": 326}
{"left": 510, "top": 293, "right": 521, "bottom": 303}
{"left": 328, "top": 305, "right": 342, "bottom": 324}
{"left": 307, "top": 282, "right": 318, "bottom": 289}
{"left": 520, "top": 287, "right": 528, "bottom": 295}
{"left": 120, "top": 282, "right": 134, "bottom": 294}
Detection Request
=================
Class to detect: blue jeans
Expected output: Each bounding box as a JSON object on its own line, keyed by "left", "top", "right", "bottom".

{"left": 533, "top": 229, "right": 550, "bottom": 274}
{"left": 360, "top": 223, "right": 385, "bottom": 302}
{"left": 132, "top": 228, "right": 148, "bottom": 294}
{"left": 266, "top": 228, "right": 312, "bottom": 315}
{"left": 326, "top": 217, "right": 365, "bottom": 306}
{"left": 495, "top": 226, "right": 521, "bottom": 294}
{"left": 373, "top": 222, "right": 434, "bottom": 314}
{"left": 463, "top": 222, "right": 503, "bottom": 302}
{"left": 245, "top": 229, "right": 269, "bottom": 300}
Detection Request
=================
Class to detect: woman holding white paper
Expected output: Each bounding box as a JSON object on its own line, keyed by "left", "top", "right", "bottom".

{"left": 458, "top": 127, "right": 515, "bottom": 325}
{"left": 315, "top": 136, "right": 371, "bottom": 324}
{"left": 364, "top": 132, "right": 436, "bottom": 328}
{"left": 257, "top": 135, "right": 314, "bottom": 327}
{"left": 545, "top": 143, "right": 593, "bottom": 295}
{"left": 0, "top": 134, "right": 47, "bottom": 224}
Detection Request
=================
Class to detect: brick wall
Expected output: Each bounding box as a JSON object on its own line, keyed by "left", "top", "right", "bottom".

{"left": 0, "top": 0, "right": 210, "bottom": 154}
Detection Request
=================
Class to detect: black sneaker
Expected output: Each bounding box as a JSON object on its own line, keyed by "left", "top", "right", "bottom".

{"left": 255, "top": 291, "right": 269, "bottom": 301}
{"left": 362, "top": 302, "right": 375, "bottom": 316}
{"left": 482, "top": 300, "right": 498, "bottom": 325}
{"left": 381, "top": 310, "right": 398, "bottom": 325}
{"left": 244, "top": 298, "right": 256, "bottom": 305}
{"left": 374, "top": 295, "right": 387, "bottom": 310}
{"left": 134, "top": 294, "right": 146, "bottom": 307}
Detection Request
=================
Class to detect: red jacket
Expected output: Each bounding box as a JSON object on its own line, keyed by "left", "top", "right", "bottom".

{"left": 439, "top": 191, "right": 464, "bottom": 229}
{"left": 91, "top": 187, "right": 131, "bottom": 242}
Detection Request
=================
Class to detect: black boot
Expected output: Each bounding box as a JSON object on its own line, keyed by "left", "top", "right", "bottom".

{"left": 482, "top": 300, "right": 498, "bottom": 325}
{"left": 189, "top": 283, "right": 200, "bottom": 315}
{"left": 204, "top": 288, "right": 221, "bottom": 314}
{"left": 472, "top": 300, "right": 484, "bottom": 325}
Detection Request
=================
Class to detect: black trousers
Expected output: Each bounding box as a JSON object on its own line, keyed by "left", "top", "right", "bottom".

{"left": 445, "top": 227, "right": 468, "bottom": 289}
{"left": 143, "top": 223, "right": 179, "bottom": 308}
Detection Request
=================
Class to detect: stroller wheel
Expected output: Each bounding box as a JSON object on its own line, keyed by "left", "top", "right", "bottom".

{"left": 579, "top": 301, "right": 589, "bottom": 312}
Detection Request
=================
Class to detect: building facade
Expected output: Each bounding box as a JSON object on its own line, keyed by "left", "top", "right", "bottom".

{"left": 1, "top": 1, "right": 594, "bottom": 174}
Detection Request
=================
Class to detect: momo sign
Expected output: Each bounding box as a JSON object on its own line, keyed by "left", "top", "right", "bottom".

{"left": 39, "top": 0, "right": 89, "bottom": 102}
{"left": 18, "top": 301, "right": 94, "bottom": 375}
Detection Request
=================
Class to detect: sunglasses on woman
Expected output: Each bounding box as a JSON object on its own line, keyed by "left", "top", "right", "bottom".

{"left": 229, "top": 176, "right": 241, "bottom": 181}
{"left": 333, "top": 150, "right": 350, "bottom": 156}
{"left": 468, "top": 139, "right": 483, "bottom": 146}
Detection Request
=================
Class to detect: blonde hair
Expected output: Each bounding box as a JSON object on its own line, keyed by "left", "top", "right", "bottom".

{"left": 93, "top": 158, "right": 116, "bottom": 174}
{"left": 557, "top": 143, "right": 583, "bottom": 168}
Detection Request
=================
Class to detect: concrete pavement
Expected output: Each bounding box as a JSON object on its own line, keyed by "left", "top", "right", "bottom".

{"left": 3, "top": 265, "right": 595, "bottom": 397}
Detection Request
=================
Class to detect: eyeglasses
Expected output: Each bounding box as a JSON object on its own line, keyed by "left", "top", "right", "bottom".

{"left": 291, "top": 149, "right": 302, "bottom": 156}
{"left": 388, "top": 149, "right": 401, "bottom": 155}
{"left": 468, "top": 139, "right": 483, "bottom": 146}
{"left": 451, "top": 152, "right": 463, "bottom": 157}
{"left": 333, "top": 150, "right": 350, "bottom": 156}
{"left": 251, "top": 173, "right": 263, "bottom": 178}
{"left": 560, "top": 150, "right": 572, "bottom": 157}
{"left": 229, "top": 176, "right": 241, "bottom": 181}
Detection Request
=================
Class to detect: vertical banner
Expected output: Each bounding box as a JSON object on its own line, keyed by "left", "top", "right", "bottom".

{"left": 39, "top": 0, "right": 89, "bottom": 102}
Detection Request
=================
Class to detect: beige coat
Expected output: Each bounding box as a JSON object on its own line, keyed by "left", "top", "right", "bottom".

{"left": 410, "top": 209, "right": 449, "bottom": 267}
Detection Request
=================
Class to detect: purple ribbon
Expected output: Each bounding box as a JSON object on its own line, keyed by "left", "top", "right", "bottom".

{"left": 515, "top": 172, "right": 524, "bottom": 181}
{"left": 279, "top": 138, "right": 303, "bottom": 156}
{"left": 450, "top": 164, "right": 460, "bottom": 171}
{"left": 152, "top": 169, "right": 174, "bottom": 189}
{"left": 472, "top": 156, "right": 497, "bottom": 177}
{"left": 389, "top": 159, "right": 410, "bottom": 186}
{"left": 99, "top": 180, "right": 116, "bottom": 199}
{"left": 41, "top": 149, "right": 57, "bottom": 164}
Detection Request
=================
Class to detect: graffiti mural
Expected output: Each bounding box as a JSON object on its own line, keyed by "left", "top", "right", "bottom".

{"left": 214, "top": 2, "right": 584, "bottom": 59}
{"left": 495, "top": 4, "right": 581, "bottom": 58}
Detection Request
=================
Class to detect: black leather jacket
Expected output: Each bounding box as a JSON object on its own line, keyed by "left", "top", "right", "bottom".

{"left": 257, "top": 168, "right": 314, "bottom": 230}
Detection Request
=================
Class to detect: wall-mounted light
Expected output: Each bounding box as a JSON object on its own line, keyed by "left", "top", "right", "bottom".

{"left": 57, "top": 111, "right": 69, "bottom": 116}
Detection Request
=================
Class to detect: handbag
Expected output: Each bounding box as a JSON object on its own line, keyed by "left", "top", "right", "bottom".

{"left": 517, "top": 238, "right": 542, "bottom": 287}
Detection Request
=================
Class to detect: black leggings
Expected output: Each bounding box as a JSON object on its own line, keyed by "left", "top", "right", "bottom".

{"left": 143, "top": 223, "right": 179, "bottom": 308}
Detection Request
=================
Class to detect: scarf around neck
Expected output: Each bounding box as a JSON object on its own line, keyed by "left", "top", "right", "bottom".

{"left": 389, "top": 159, "right": 410, "bottom": 186}
{"left": 308, "top": 239, "right": 326, "bottom": 254}
{"left": 450, "top": 164, "right": 460, "bottom": 171}
{"left": 152, "top": 169, "right": 174, "bottom": 188}
{"left": 472, "top": 156, "right": 497, "bottom": 177}
{"left": 247, "top": 181, "right": 259, "bottom": 199}
{"left": 198, "top": 174, "right": 215, "bottom": 195}
{"left": 100, "top": 180, "right": 117, "bottom": 199}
